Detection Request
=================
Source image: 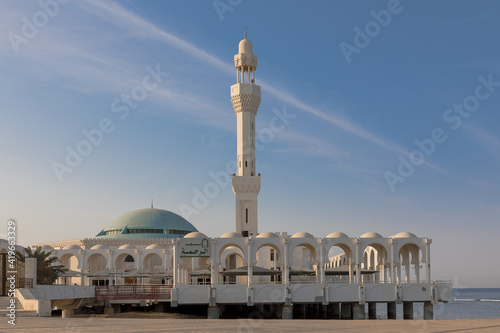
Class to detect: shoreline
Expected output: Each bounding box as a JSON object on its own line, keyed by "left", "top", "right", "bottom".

{"left": 2, "top": 317, "right": 500, "bottom": 332}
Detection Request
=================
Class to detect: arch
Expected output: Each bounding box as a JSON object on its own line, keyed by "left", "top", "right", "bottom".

{"left": 398, "top": 243, "right": 422, "bottom": 282}
{"left": 291, "top": 244, "right": 317, "bottom": 269}
{"left": 59, "top": 253, "right": 80, "bottom": 270}
{"left": 115, "top": 252, "right": 137, "bottom": 271}
{"left": 361, "top": 243, "right": 389, "bottom": 283}
{"left": 143, "top": 253, "right": 163, "bottom": 273}
{"left": 218, "top": 243, "right": 246, "bottom": 265}
{"left": 220, "top": 246, "right": 245, "bottom": 270}
{"left": 87, "top": 253, "right": 107, "bottom": 272}
{"left": 255, "top": 243, "right": 283, "bottom": 284}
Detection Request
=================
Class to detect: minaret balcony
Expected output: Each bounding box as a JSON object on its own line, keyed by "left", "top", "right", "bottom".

{"left": 231, "top": 83, "right": 261, "bottom": 114}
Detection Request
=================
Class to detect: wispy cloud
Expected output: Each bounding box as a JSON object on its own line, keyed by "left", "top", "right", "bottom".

{"left": 80, "top": 0, "right": 416, "bottom": 159}
{"left": 463, "top": 122, "right": 500, "bottom": 160}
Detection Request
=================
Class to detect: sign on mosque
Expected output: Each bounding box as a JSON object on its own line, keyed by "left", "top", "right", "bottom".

{"left": 180, "top": 238, "right": 210, "bottom": 257}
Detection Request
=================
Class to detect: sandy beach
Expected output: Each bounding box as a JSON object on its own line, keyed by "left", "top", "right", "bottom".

{"left": 1, "top": 317, "right": 500, "bottom": 333}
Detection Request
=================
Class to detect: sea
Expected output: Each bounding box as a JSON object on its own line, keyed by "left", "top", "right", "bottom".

{"left": 375, "top": 288, "right": 500, "bottom": 320}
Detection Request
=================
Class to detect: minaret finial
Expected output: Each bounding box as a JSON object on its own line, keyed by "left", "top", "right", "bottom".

{"left": 244, "top": 28, "right": 247, "bottom": 39}
{"left": 151, "top": 199, "right": 153, "bottom": 209}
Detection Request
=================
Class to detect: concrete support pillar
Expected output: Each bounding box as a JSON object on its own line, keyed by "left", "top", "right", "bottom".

{"left": 154, "top": 303, "right": 165, "bottom": 313}
{"left": 320, "top": 305, "right": 328, "bottom": 319}
{"left": 352, "top": 303, "right": 365, "bottom": 320}
{"left": 207, "top": 306, "right": 220, "bottom": 319}
{"left": 424, "top": 301, "right": 433, "bottom": 320}
{"left": 103, "top": 301, "right": 114, "bottom": 315}
{"left": 282, "top": 305, "right": 293, "bottom": 319}
{"left": 295, "top": 304, "right": 306, "bottom": 319}
{"left": 112, "top": 304, "right": 121, "bottom": 313}
{"left": 61, "top": 309, "right": 74, "bottom": 318}
{"left": 341, "top": 303, "right": 352, "bottom": 320}
{"left": 368, "top": 302, "right": 377, "bottom": 319}
{"left": 328, "top": 303, "right": 340, "bottom": 319}
{"left": 313, "top": 304, "right": 320, "bottom": 319}
{"left": 387, "top": 302, "right": 396, "bottom": 319}
{"left": 403, "top": 302, "right": 413, "bottom": 320}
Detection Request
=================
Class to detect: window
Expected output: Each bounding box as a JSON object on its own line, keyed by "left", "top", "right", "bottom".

{"left": 127, "top": 228, "right": 163, "bottom": 234}
{"left": 245, "top": 208, "right": 248, "bottom": 223}
{"left": 270, "top": 249, "right": 274, "bottom": 261}
{"left": 167, "top": 229, "right": 191, "bottom": 235}
{"left": 105, "top": 229, "right": 122, "bottom": 235}
{"left": 242, "top": 231, "right": 249, "bottom": 237}
{"left": 124, "top": 255, "right": 135, "bottom": 263}
{"left": 245, "top": 161, "right": 248, "bottom": 168}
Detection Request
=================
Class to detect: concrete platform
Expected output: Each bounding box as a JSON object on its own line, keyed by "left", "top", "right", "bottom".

{"left": 1, "top": 317, "right": 500, "bottom": 332}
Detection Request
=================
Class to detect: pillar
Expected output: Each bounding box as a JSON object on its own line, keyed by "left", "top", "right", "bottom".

{"left": 368, "top": 302, "right": 377, "bottom": 319}
{"left": 103, "top": 300, "right": 114, "bottom": 314}
{"left": 424, "top": 301, "right": 433, "bottom": 320}
{"left": 25, "top": 258, "right": 37, "bottom": 288}
{"left": 387, "top": 302, "right": 396, "bottom": 319}
{"left": 352, "top": 303, "right": 365, "bottom": 320}
{"left": 403, "top": 302, "right": 413, "bottom": 319}
{"left": 341, "top": 303, "right": 352, "bottom": 320}
{"left": 207, "top": 305, "right": 220, "bottom": 319}
{"left": 320, "top": 305, "right": 328, "bottom": 319}
{"left": 282, "top": 305, "right": 293, "bottom": 319}
{"left": 153, "top": 303, "right": 165, "bottom": 313}
{"left": 328, "top": 303, "right": 340, "bottom": 319}
{"left": 295, "top": 304, "right": 306, "bottom": 319}
{"left": 61, "top": 309, "right": 74, "bottom": 318}
{"left": 313, "top": 304, "right": 320, "bottom": 319}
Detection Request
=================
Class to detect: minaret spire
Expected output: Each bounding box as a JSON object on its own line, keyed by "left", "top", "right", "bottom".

{"left": 231, "top": 34, "right": 261, "bottom": 237}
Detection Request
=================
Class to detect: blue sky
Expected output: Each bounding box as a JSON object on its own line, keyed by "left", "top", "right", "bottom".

{"left": 1, "top": 0, "right": 499, "bottom": 287}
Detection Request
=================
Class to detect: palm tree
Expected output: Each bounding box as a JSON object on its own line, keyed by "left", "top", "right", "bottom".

{"left": 22, "top": 246, "right": 68, "bottom": 285}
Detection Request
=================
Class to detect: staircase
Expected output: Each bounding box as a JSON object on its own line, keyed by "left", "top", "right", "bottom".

{"left": 0, "top": 296, "right": 38, "bottom": 317}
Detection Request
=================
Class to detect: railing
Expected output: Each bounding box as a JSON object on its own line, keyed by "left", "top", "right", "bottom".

{"left": 95, "top": 284, "right": 172, "bottom": 301}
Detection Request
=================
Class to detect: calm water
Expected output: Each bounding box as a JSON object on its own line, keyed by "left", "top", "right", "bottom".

{"left": 375, "top": 288, "right": 500, "bottom": 320}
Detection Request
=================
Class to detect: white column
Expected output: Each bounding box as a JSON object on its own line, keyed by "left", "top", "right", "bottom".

{"left": 348, "top": 257, "right": 353, "bottom": 283}
{"left": 355, "top": 241, "right": 360, "bottom": 283}
{"left": 390, "top": 240, "right": 395, "bottom": 283}
{"left": 210, "top": 239, "right": 216, "bottom": 286}
{"left": 425, "top": 239, "right": 431, "bottom": 282}
{"left": 284, "top": 238, "right": 289, "bottom": 287}
{"left": 173, "top": 241, "right": 178, "bottom": 288}
{"left": 320, "top": 240, "right": 325, "bottom": 285}
{"left": 247, "top": 239, "right": 253, "bottom": 287}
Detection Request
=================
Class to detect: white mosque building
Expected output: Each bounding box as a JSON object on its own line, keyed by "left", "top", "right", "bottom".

{"left": 3, "top": 34, "right": 452, "bottom": 320}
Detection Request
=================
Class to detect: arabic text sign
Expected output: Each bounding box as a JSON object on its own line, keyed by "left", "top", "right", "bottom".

{"left": 180, "top": 238, "right": 210, "bottom": 257}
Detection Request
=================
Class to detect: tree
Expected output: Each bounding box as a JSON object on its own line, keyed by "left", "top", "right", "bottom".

{"left": 22, "top": 246, "right": 68, "bottom": 285}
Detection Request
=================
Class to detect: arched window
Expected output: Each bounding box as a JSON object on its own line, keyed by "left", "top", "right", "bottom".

{"left": 125, "top": 255, "right": 135, "bottom": 263}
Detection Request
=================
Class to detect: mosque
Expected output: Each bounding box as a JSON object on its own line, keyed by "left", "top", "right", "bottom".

{"left": 3, "top": 33, "right": 452, "bottom": 320}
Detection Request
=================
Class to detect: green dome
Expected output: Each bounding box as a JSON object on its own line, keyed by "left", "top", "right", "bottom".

{"left": 96, "top": 208, "right": 198, "bottom": 239}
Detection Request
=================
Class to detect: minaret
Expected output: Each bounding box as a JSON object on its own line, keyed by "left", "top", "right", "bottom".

{"left": 231, "top": 30, "right": 261, "bottom": 237}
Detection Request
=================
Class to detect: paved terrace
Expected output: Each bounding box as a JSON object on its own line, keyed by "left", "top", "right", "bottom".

{"left": 1, "top": 318, "right": 500, "bottom": 333}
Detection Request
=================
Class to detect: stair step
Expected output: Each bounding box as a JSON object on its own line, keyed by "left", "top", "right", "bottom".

{"left": 0, "top": 310, "right": 38, "bottom": 317}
